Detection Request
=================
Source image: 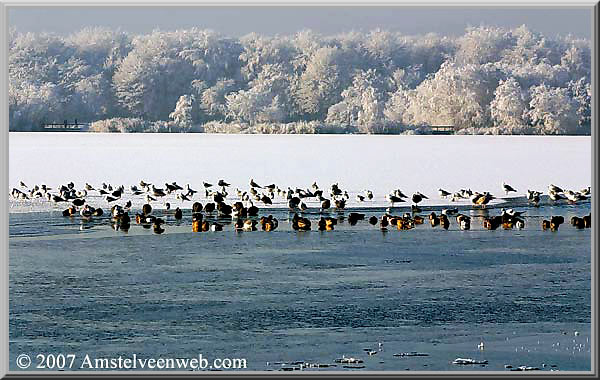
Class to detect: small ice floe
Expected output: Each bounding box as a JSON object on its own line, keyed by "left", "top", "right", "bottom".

{"left": 393, "top": 352, "right": 430, "bottom": 357}
{"left": 452, "top": 358, "right": 488, "bottom": 365}
{"left": 511, "top": 365, "right": 540, "bottom": 371}
{"left": 335, "top": 356, "right": 363, "bottom": 364}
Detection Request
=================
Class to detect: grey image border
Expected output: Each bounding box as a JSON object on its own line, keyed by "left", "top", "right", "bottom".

{"left": 0, "top": 0, "right": 597, "bottom": 377}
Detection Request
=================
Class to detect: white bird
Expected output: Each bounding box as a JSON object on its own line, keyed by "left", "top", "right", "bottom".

{"left": 478, "top": 340, "right": 485, "bottom": 350}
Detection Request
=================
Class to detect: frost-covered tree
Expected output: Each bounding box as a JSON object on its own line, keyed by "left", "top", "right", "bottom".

{"left": 567, "top": 77, "right": 592, "bottom": 128}
{"left": 490, "top": 77, "right": 530, "bottom": 133}
{"left": 326, "top": 69, "right": 385, "bottom": 133}
{"left": 169, "top": 94, "right": 195, "bottom": 132}
{"left": 295, "top": 46, "right": 346, "bottom": 118}
{"left": 528, "top": 84, "right": 579, "bottom": 134}
{"left": 456, "top": 26, "right": 514, "bottom": 65}
{"left": 402, "top": 61, "right": 500, "bottom": 130}
{"left": 8, "top": 25, "right": 591, "bottom": 134}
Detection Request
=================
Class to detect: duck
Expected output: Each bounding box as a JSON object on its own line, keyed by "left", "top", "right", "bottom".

{"left": 217, "top": 202, "right": 232, "bottom": 216}
{"left": 174, "top": 207, "right": 183, "bottom": 220}
{"left": 365, "top": 190, "right": 374, "bottom": 200}
{"left": 210, "top": 223, "right": 223, "bottom": 232}
{"left": 72, "top": 198, "right": 85, "bottom": 207}
{"left": 515, "top": 218, "right": 525, "bottom": 229}
{"left": 260, "top": 194, "right": 272, "bottom": 205}
{"left": 218, "top": 179, "right": 230, "bottom": 187}
{"left": 142, "top": 203, "right": 152, "bottom": 216}
{"left": 288, "top": 197, "right": 301, "bottom": 210}
{"left": 118, "top": 213, "right": 131, "bottom": 232}
{"left": 201, "top": 220, "right": 211, "bottom": 232}
{"left": 356, "top": 194, "right": 365, "bottom": 202}
{"left": 542, "top": 219, "right": 551, "bottom": 230}
{"left": 192, "top": 213, "right": 203, "bottom": 232}
{"left": 153, "top": 219, "right": 165, "bottom": 234}
{"left": 483, "top": 215, "right": 502, "bottom": 230}
{"left": 583, "top": 213, "right": 591, "bottom": 228}
{"left": 62, "top": 205, "right": 78, "bottom": 217}
{"left": 80, "top": 204, "right": 94, "bottom": 218}
{"left": 379, "top": 215, "right": 390, "bottom": 230}
{"left": 348, "top": 212, "right": 365, "bottom": 225}
{"left": 439, "top": 214, "right": 450, "bottom": 230}
{"left": 192, "top": 202, "right": 203, "bottom": 213}
{"left": 429, "top": 212, "right": 440, "bottom": 227}
{"left": 242, "top": 219, "right": 258, "bottom": 231}
{"left": 334, "top": 198, "right": 346, "bottom": 210}
{"left": 248, "top": 203, "right": 259, "bottom": 216}
{"left": 204, "top": 202, "right": 216, "bottom": 214}
{"left": 550, "top": 215, "right": 565, "bottom": 231}
{"left": 321, "top": 198, "right": 331, "bottom": 211}
{"left": 368, "top": 216, "right": 378, "bottom": 225}
{"left": 260, "top": 215, "right": 279, "bottom": 231}
{"left": 292, "top": 213, "right": 311, "bottom": 231}
{"left": 570, "top": 216, "right": 585, "bottom": 229}
{"left": 456, "top": 214, "right": 471, "bottom": 230}
{"left": 317, "top": 217, "right": 335, "bottom": 231}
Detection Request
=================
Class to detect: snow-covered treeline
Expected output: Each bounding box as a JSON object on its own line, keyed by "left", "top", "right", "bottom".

{"left": 9, "top": 26, "right": 591, "bottom": 134}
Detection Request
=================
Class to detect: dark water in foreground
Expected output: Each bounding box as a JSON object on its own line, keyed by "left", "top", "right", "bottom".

{"left": 9, "top": 202, "right": 592, "bottom": 372}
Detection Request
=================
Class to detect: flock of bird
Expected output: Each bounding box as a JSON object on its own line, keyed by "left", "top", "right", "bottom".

{"left": 9, "top": 179, "right": 592, "bottom": 234}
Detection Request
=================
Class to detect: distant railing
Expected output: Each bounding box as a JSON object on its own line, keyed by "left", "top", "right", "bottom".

{"left": 430, "top": 126, "right": 455, "bottom": 135}
{"left": 41, "top": 120, "right": 89, "bottom": 131}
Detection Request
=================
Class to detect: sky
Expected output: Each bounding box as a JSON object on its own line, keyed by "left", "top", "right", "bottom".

{"left": 7, "top": 6, "right": 593, "bottom": 39}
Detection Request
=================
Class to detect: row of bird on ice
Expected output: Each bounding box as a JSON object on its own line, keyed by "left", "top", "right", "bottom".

{"left": 10, "top": 180, "right": 591, "bottom": 233}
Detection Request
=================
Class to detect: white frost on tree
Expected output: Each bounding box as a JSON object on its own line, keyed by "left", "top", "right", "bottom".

{"left": 169, "top": 95, "right": 195, "bottom": 132}
{"left": 325, "top": 70, "right": 385, "bottom": 133}
{"left": 527, "top": 84, "right": 579, "bottom": 135}
{"left": 490, "top": 77, "right": 530, "bottom": 133}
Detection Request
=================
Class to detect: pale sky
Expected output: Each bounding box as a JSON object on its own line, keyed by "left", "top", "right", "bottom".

{"left": 8, "top": 6, "right": 593, "bottom": 39}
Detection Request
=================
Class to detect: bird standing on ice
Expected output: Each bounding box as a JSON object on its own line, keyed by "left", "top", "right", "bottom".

{"left": 438, "top": 188, "right": 451, "bottom": 198}
{"left": 503, "top": 182, "right": 517, "bottom": 195}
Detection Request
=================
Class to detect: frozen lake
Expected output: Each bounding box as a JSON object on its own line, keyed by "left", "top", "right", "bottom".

{"left": 9, "top": 132, "right": 592, "bottom": 195}
{"left": 8, "top": 132, "right": 592, "bottom": 373}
